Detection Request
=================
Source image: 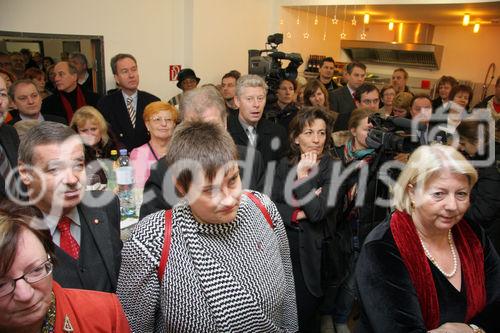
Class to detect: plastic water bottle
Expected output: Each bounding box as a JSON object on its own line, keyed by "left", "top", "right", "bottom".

{"left": 106, "top": 149, "right": 118, "bottom": 191}
{"left": 116, "top": 149, "right": 136, "bottom": 219}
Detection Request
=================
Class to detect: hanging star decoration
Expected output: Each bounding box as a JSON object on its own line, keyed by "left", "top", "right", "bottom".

{"left": 323, "top": 32, "right": 327, "bottom": 40}
{"left": 332, "top": 5, "right": 339, "bottom": 24}
{"left": 286, "top": 32, "right": 292, "bottom": 38}
{"left": 314, "top": 6, "right": 319, "bottom": 25}
{"left": 303, "top": 32, "right": 310, "bottom": 39}
{"left": 280, "top": 18, "right": 284, "bottom": 25}
{"left": 340, "top": 32, "right": 347, "bottom": 39}
{"left": 352, "top": 16, "right": 357, "bottom": 26}
{"left": 360, "top": 32, "right": 367, "bottom": 39}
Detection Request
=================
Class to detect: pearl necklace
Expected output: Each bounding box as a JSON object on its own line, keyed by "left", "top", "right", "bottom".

{"left": 418, "top": 229, "right": 458, "bottom": 278}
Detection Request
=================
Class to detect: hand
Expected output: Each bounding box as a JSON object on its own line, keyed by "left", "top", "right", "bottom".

{"left": 296, "top": 210, "right": 307, "bottom": 220}
{"left": 428, "top": 322, "right": 473, "bottom": 333}
{"left": 315, "top": 187, "right": 322, "bottom": 197}
{"left": 297, "top": 152, "right": 318, "bottom": 179}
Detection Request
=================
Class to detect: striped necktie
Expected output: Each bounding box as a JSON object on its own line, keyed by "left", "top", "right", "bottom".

{"left": 127, "top": 96, "right": 136, "bottom": 128}
{"left": 246, "top": 126, "right": 257, "bottom": 146}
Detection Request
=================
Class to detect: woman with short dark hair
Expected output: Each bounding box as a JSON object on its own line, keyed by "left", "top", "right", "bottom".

{"left": 117, "top": 120, "right": 298, "bottom": 332}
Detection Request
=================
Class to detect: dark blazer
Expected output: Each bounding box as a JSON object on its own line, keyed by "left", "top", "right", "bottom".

{"left": 272, "top": 155, "right": 338, "bottom": 297}
{"left": 227, "top": 111, "right": 288, "bottom": 167}
{"left": 330, "top": 86, "right": 356, "bottom": 131}
{"left": 41, "top": 85, "right": 100, "bottom": 123}
{"left": 97, "top": 90, "right": 160, "bottom": 151}
{"left": 139, "top": 145, "right": 265, "bottom": 219}
{"left": 52, "top": 191, "right": 122, "bottom": 293}
{"left": 0, "top": 124, "right": 21, "bottom": 199}
{"left": 8, "top": 110, "right": 68, "bottom": 125}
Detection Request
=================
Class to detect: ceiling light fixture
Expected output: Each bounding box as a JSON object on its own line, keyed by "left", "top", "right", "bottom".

{"left": 473, "top": 22, "right": 480, "bottom": 33}
{"left": 388, "top": 21, "right": 394, "bottom": 31}
{"left": 463, "top": 13, "right": 470, "bottom": 26}
{"left": 364, "top": 13, "right": 370, "bottom": 24}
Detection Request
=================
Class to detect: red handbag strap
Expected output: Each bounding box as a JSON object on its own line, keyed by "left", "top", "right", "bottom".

{"left": 244, "top": 191, "right": 274, "bottom": 229}
{"left": 157, "top": 209, "right": 173, "bottom": 282}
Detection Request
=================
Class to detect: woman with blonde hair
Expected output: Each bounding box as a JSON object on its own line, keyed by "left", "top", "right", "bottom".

{"left": 356, "top": 144, "right": 500, "bottom": 332}
{"left": 129, "top": 101, "right": 177, "bottom": 188}
{"left": 70, "top": 105, "right": 122, "bottom": 188}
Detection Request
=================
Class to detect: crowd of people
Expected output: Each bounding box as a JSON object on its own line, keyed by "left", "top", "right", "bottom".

{"left": 0, "top": 49, "right": 499, "bottom": 333}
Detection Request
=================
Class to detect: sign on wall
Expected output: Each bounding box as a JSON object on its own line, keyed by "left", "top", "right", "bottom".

{"left": 169, "top": 65, "right": 182, "bottom": 81}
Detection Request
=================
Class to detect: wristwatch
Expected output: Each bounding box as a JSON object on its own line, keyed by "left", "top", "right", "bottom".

{"left": 469, "top": 324, "right": 485, "bottom": 333}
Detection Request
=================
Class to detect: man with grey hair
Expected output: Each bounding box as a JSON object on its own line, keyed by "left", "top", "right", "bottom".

{"left": 69, "top": 52, "right": 94, "bottom": 92}
{"left": 18, "top": 121, "right": 122, "bottom": 292}
{"left": 139, "top": 85, "right": 265, "bottom": 218}
{"left": 41, "top": 61, "right": 100, "bottom": 123}
{"left": 227, "top": 74, "right": 288, "bottom": 165}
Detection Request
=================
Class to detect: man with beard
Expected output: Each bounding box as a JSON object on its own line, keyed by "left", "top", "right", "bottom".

{"left": 18, "top": 121, "right": 122, "bottom": 292}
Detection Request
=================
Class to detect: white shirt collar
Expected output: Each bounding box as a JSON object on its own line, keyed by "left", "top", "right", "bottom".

{"left": 44, "top": 206, "right": 81, "bottom": 237}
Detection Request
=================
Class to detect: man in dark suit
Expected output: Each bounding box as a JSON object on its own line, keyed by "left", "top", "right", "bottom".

{"left": 331, "top": 62, "right": 367, "bottom": 131}
{"left": 8, "top": 79, "right": 67, "bottom": 125}
{"left": 69, "top": 52, "right": 95, "bottom": 93}
{"left": 319, "top": 57, "right": 339, "bottom": 101}
{"left": 0, "top": 76, "right": 22, "bottom": 199}
{"left": 18, "top": 121, "right": 122, "bottom": 292}
{"left": 97, "top": 53, "right": 160, "bottom": 151}
{"left": 139, "top": 85, "right": 265, "bottom": 218}
{"left": 228, "top": 74, "right": 288, "bottom": 166}
{"left": 41, "top": 61, "right": 100, "bottom": 123}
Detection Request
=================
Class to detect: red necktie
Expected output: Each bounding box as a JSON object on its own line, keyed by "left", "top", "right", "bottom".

{"left": 57, "top": 216, "right": 80, "bottom": 260}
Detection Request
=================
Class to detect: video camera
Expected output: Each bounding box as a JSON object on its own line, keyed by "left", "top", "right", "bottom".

{"left": 365, "top": 113, "right": 427, "bottom": 153}
{"left": 248, "top": 33, "right": 303, "bottom": 99}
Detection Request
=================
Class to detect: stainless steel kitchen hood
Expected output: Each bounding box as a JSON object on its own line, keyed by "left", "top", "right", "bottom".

{"left": 341, "top": 23, "right": 444, "bottom": 70}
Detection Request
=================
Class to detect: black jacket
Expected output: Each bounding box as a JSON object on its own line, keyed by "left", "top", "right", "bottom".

{"left": 97, "top": 90, "right": 160, "bottom": 151}
{"left": 263, "top": 102, "right": 298, "bottom": 133}
{"left": 41, "top": 85, "right": 100, "bottom": 123}
{"left": 330, "top": 86, "right": 356, "bottom": 131}
{"left": 464, "top": 142, "right": 500, "bottom": 254}
{"left": 227, "top": 111, "right": 288, "bottom": 166}
{"left": 272, "top": 155, "right": 341, "bottom": 297}
{"left": 139, "top": 145, "right": 266, "bottom": 219}
{"left": 8, "top": 110, "right": 68, "bottom": 125}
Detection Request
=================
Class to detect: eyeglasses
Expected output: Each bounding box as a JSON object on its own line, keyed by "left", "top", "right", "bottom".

{"left": 0, "top": 256, "right": 53, "bottom": 298}
{"left": 149, "top": 117, "right": 174, "bottom": 125}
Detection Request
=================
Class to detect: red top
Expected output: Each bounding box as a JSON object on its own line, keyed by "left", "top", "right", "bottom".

{"left": 53, "top": 281, "right": 131, "bottom": 333}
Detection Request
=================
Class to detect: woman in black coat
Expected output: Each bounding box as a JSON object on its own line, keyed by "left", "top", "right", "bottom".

{"left": 272, "top": 106, "right": 339, "bottom": 332}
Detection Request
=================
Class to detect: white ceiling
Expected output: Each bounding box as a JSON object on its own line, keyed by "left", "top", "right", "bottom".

{"left": 287, "top": 1, "right": 500, "bottom": 26}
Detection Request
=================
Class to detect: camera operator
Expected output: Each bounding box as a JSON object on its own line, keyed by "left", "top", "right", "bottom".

{"left": 331, "top": 108, "right": 391, "bottom": 333}
{"left": 264, "top": 78, "right": 299, "bottom": 132}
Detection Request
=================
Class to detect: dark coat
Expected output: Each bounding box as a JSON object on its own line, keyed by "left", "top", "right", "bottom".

{"left": 263, "top": 102, "right": 299, "bottom": 134}
{"left": 40, "top": 85, "right": 100, "bottom": 123}
{"left": 272, "top": 155, "right": 339, "bottom": 297}
{"left": 464, "top": 142, "right": 500, "bottom": 254}
{"left": 52, "top": 191, "right": 122, "bottom": 293}
{"left": 8, "top": 110, "right": 68, "bottom": 125}
{"left": 330, "top": 86, "right": 356, "bottom": 131}
{"left": 227, "top": 111, "right": 288, "bottom": 166}
{"left": 97, "top": 90, "right": 160, "bottom": 151}
{"left": 0, "top": 124, "right": 22, "bottom": 199}
{"left": 139, "top": 145, "right": 266, "bottom": 219}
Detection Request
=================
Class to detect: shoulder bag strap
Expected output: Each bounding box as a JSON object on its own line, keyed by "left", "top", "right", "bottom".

{"left": 244, "top": 191, "right": 274, "bottom": 229}
{"left": 157, "top": 209, "right": 173, "bottom": 282}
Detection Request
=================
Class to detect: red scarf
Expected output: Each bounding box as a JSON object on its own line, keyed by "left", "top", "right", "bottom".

{"left": 390, "top": 210, "right": 486, "bottom": 329}
{"left": 59, "top": 85, "right": 87, "bottom": 122}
